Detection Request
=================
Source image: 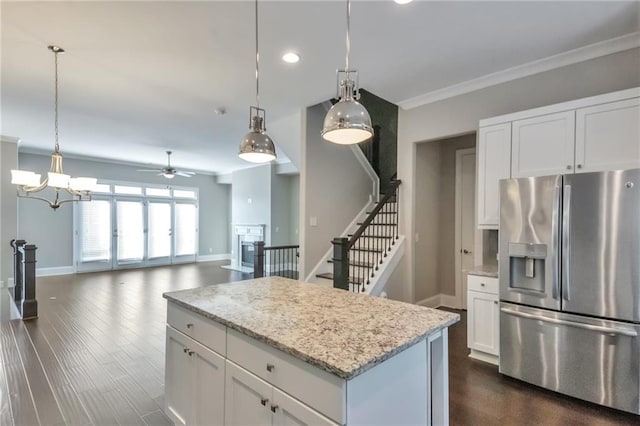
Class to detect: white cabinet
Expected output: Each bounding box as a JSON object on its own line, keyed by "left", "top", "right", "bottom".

{"left": 575, "top": 98, "right": 640, "bottom": 173}
{"left": 477, "top": 123, "right": 511, "bottom": 229}
{"left": 511, "top": 111, "right": 576, "bottom": 177}
{"left": 467, "top": 275, "right": 499, "bottom": 365}
{"left": 225, "top": 360, "right": 337, "bottom": 426}
{"left": 477, "top": 88, "right": 640, "bottom": 229}
{"left": 165, "top": 326, "right": 225, "bottom": 426}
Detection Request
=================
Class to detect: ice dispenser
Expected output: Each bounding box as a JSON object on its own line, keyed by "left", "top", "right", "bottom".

{"left": 508, "top": 243, "right": 547, "bottom": 293}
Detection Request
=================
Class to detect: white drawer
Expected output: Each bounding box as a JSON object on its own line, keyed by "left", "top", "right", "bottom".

{"left": 167, "top": 302, "right": 226, "bottom": 356}
{"left": 226, "top": 328, "right": 345, "bottom": 424}
{"left": 467, "top": 275, "right": 499, "bottom": 295}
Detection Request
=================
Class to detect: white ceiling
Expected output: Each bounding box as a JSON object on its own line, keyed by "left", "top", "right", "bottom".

{"left": 2, "top": 1, "right": 638, "bottom": 174}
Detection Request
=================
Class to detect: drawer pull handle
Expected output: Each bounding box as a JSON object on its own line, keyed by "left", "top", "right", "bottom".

{"left": 186, "top": 323, "right": 194, "bottom": 329}
{"left": 188, "top": 350, "right": 195, "bottom": 356}
{"left": 266, "top": 363, "right": 275, "bottom": 372}
{"left": 183, "top": 347, "right": 189, "bottom": 353}
{"left": 494, "top": 301, "right": 498, "bottom": 305}
{"left": 270, "top": 405, "right": 279, "bottom": 413}
{"left": 260, "top": 398, "right": 269, "bottom": 406}
{"left": 481, "top": 283, "right": 485, "bottom": 287}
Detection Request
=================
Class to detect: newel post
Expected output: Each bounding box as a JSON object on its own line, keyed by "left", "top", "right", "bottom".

{"left": 11, "top": 239, "right": 26, "bottom": 306}
{"left": 254, "top": 241, "right": 265, "bottom": 278}
{"left": 21, "top": 244, "right": 38, "bottom": 320}
{"left": 332, "top": 237, "right": 349, "bottom": 291}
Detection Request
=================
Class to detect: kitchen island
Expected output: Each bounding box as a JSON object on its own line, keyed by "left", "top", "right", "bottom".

{"left": 163, "top": 277, "right": 459, "bottom": 425}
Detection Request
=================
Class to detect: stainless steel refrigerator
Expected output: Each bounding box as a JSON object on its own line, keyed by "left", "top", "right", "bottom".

{"left": 499, "top": 168, "right": 640, "bottom": 414}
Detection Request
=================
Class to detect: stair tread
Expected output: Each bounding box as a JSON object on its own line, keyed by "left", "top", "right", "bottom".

{"left": 350, "top": 247, "right": 383, "bottom": 253}
{"left": 348, "top": 234, "right": 393, "bottom": 239}
{"left": 366, "top": 211, "right": 397, "bottom": 215}
{"left": 316, "top": 272, "right": 365, "bottom": 285}
{"left": 357, "top": 222, "right": 397, "bottom": 226}
{"left": 327, "top": 259, "right": 374, "bottom": 268}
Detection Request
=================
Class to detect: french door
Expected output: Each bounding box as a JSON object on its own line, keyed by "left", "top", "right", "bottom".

{"left": 75, "top": 197, "right": 198, "bottom": 272}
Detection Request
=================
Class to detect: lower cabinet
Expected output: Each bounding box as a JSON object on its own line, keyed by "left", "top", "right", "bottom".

{"left": 165, "top": 326, "right": 225, "bottom": 426}
{"left": 225, "top": 360, "right": 337, "bottom": 426}
{"left": 467, "top": 275, "right": 499, "bottom": 365}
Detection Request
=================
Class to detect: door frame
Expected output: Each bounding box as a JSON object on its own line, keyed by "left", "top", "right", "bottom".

{"left": 454, "top": 148, "right": 477, "bottom": 310}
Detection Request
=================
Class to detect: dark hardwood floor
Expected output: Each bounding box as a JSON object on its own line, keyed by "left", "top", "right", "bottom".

{"left": 447, "top": 309, "right": 638, "bottom": 425}
{"left": 0, "top": 262, "right": 638, "bottom": 425}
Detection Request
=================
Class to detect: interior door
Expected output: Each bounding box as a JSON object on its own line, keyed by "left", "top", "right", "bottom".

{"left": 75, "top": 198, "right": 113, "bottom": 272}
{"left": 147, "top": 200, "right": 172, "bottom": 266}
{"left": 115, "top": 199, "right": 145, "bottom": 267}
{"left": 458, "top": 150, "right": 476, "bottom": 309}
{"left": 173, "top": 202, "right": 197, "bottom": 264}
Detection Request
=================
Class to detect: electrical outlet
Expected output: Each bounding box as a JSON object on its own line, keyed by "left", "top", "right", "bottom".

{"left": 209, "top": 248, "right": 213, "bottom": 253}
{"left": 247, "top": 198, "right": 252, "bottom": 204}
{"left": 310, "top": 216, "right": 318, "bottom": 227}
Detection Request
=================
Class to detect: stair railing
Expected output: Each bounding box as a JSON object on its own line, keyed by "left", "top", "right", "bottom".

{"left": 253, "top": 242, "right": 300, "bottom": 280}
{"left": 332, "top": 179, "right": 401, "bottom": 292}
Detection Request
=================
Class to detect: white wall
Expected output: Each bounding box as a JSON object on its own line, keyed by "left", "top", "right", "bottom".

{"left": 17, "top": 152, "right": 230, "bottom": 269}
{"left": 269, "top": 111, "right": 302, "bottom": 169}
{"left": 300, "top": 103, "right": 374, "bottom": 278}
{"left": 270, "top": 171, "right": 299, "bottom": 247}
{"left": 398, "top": 48, "right": 640, "bottom": 304}
{"left": 1, "top": 139, "right": 18, "bottom": 284}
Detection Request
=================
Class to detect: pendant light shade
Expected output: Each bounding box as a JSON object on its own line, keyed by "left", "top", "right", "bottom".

{"left": 322, "top": 0, "right": 373, "bottom": 145}
{"left": 239, "top": 108, "right": 277, "bottom": 163}
{"left": 238, "top": 0, "right": 277, "bottom": 164}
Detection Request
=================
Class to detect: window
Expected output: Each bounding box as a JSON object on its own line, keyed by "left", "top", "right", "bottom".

{"left": 146, "top": 187, "right": 171, "bottom": 197}
{"left": 114, "top": 185, "right": 143, "bottom": 195}
{"left": 78, "top": 200, "right": 111, "bottom": 262}
{"left": 173, "top": 189, "right": 196, "bottom": 199}
{"left": 92, "top": 183, "right": 112, "bottom": 193}
{"left": 174, "top": 203, "right": 197, "bottom": 256}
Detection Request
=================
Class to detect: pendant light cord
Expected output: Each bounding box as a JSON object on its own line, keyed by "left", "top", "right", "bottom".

{"left": 345, "top": 0, "right": 351, "bottom": 71}
{"left": 255, "top": 0, "right": 260, "bottom": 109}
{"left": 54, "top": 50, "right": 60, "bottom": 153}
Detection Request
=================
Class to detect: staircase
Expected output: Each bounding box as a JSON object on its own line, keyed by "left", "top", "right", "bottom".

{"left": 313, "top": 179, "right": 404, "bottom": 295}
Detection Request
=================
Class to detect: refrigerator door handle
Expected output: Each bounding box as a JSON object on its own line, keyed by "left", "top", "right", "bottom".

{"left": 500, "top": 307, "right": 638, "bottom": 337}
{"left": 551, "top": 185, "right": 561, "bottom": 300}
{"left": 562, "top": 184, "right": 572, "bottom": 301}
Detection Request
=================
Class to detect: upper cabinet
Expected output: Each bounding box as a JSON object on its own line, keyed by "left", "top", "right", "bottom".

{"left": 477, "top": 123, "right": 511, "bottom": 228}
{"left": 575, "top": 98, "right": 640, "bottom": 173}
{"left": 477, "top": 88, "right": 640, "bottom": 229}
{"left": 511, "top": 111, "right": 575, "bottom": 177}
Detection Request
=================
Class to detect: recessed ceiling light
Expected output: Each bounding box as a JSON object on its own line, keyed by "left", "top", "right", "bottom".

{"left": 394, "top": 0, "right": 413, "bottom": 4}
{"left": 282, "top": 52, "right": 300, "bottom": 64}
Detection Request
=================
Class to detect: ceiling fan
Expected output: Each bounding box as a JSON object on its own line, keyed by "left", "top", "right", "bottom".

{"left": 138, "top": 151, "right": 196, "bottom": 179}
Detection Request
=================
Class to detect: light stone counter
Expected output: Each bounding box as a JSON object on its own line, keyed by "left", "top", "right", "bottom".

{"left": 467, "top": 264, "right": 499, "bottom": 278}
{"left": 163, "top": 276, "right": 459, "bottom": 380}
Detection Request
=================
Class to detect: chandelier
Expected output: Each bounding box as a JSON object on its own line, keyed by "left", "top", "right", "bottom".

{"left": 11, "top": 46, "right": 97, "bottom": 210}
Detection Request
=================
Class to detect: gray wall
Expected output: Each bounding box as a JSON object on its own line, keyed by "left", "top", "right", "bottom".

{"left": 399, "top": 48, "right": 640, "bottom": 303}
{"left": 231, "top": 164, "right": 272, "bottom": 245}
{"left": 302, "top": 103, "right": 373, "bottom": 278}
{"left": 270, "top": 172, "right": 299, "bottom": 246}
{"left": 17, "top": 152, "right": 230, "bottom": 268}
{"left": 1, "top": 141, "right": 18, "bottom": 283}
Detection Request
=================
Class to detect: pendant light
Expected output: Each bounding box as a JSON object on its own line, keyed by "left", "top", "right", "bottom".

{"left": 11, "top": 46, "right": 97, "bottom": 210}
{"left": 321, "top": 0, "right": 373, "bottom": 145}
{"left": 238, "top": 0, "right": 277, "bottom": 163}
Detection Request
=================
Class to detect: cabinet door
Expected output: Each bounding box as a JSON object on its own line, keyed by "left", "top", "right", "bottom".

{"left": 191, "top": 340, "right": 225, "bottom": 426}
{"left": 467, "top": 290, "right": 499, "bottom": 356}
{"left": 225, "top": 360, "right": 273, "bottom": 426}
{"left": 511, "top": 111, "right": 575, "bottom": 177}
{"left": 272, "top": 388, "right": 338, "bottom": 426}
{"left": 575, "top": 98, "right": 640, "bottom": 173}
{"left": 477, "top": 123, "right": 511, "bottom": 228}
{"left": 165, "top": 327, "right": 192, "bottom": 426}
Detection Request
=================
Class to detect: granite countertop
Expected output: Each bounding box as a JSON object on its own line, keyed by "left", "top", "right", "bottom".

{"left": 467, "top": 264, "right": 499, "bottom": 278}
{"left": 163, "top": 277, "right": 459, "bottom": 380}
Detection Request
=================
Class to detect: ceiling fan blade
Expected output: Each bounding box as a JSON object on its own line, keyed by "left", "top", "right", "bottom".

{"left": 175, "top": 171, "right": 194, "bottom": 177}
{"left": 137, "top": 169, "right": 161, "bottom": 172}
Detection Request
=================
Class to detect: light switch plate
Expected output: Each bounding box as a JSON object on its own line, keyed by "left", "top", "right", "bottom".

{"left": 310, "top": 216, "right": 318, "bottom": 227}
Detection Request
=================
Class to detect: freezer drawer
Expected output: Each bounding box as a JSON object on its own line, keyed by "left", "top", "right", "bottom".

{"left": 499, "top": 302, "right": 640, "bottom": 414}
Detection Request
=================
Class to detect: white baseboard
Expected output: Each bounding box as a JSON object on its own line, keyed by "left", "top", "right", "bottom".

{"left": 37, "top": 266, "right": 75, "bottom": 277}
{"left": 196, "top": 253, "right": 231, "bottom": 263}
{"left": 416, "top": 293, "right": 461, "bottom": 309}
{"left": 416, "top": 294, "right": 442, "bottom": 308}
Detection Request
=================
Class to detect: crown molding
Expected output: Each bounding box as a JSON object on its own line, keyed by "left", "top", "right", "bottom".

{"left": 399, "top": 32, "right": 640, "bottom": 110}
{"left": 0, "top": 135, "right": 20, "bottom": 144}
